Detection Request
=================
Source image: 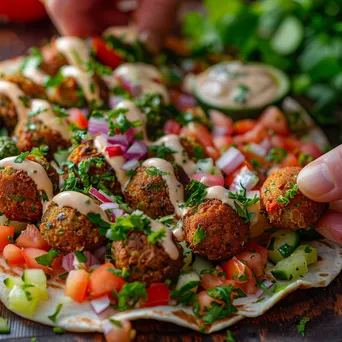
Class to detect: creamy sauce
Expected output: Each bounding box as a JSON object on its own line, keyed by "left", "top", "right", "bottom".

{"left": 142, "top": 158, "right": 184, "bottom": 217}
{"left": 0, "top": 157, "right": 54, "bottom": 203}
{"left": 116, "top": 100, "right": 147, "bottom": 140}
{"left": 114, "top": 63, "right": 169, "bottom": 103}
{"left": 0, "top": 80, "right": 28, "bottom": 121}
{"left": 204, "top": 186, "right": 235, "bottom": 208}
{"left": 60, "top": 66, "right": 102, "bottom": 106}
{"left": 153, "top": 135, "right": 196, "bottom": 175}
{"left": 172, "top": 219, "right": 185, "bottom": 241}
{"left": 94, "top": 134, "right": 129, "bottom": 191}
{"left": 30, "top": 99, "right": 71, "bottom": 140}
{"left": 150, "top": 219, "right": 179, "bottom": 260}
{"left": 55, "top": 37, "right": 90, "bottom": 68}
{"left": 22, "top": 66, "right": 47, "bottom": 86}
{"left": 51, "top": 191, "right": 110, "bottom": 222}
{"left": 103, "top": 26, "right": 138, "bottom": 44}
{"left": 196, "top": 62, "right": 279, "bottom": 108}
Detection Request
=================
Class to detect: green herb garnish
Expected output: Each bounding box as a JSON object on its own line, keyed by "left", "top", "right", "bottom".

{"left": 277, "top": 183, "right": 299, "bottom": 206}
{"left": 296, "top": 316, "right": 310, "bottom": 337}
{"left": 193, "top": 225, "right": 206, "bottom": 245}
{"left": 48, "top": 303, "right": 63, "bottom": 323}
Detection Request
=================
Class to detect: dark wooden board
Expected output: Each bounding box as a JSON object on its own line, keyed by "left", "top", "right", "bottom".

{"left": 0, "top": 19, "right": 341, "bottom": 342}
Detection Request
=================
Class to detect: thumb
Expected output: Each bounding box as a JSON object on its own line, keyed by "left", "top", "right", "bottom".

{"left": 136, "top": 0, "right": 182, "bottom": 53}
{"left": 297, "top": 145, "right": 342, "bottom": 202}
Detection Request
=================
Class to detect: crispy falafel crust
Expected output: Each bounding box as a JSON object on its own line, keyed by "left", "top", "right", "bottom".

{"left": 112, "top": 230, "right": 183, "bottom": 285}
{"left": 260, "top": 166, "right": 328, "bottom": 230}
{"left": 183, "top": 199, "right": 250, "bottom": 261}
{"left": 40, "top": 202, "right": 105, "bottom": 253}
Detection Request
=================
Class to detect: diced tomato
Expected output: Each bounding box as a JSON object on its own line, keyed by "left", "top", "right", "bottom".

{"left": 20, "top": 248, "right": 50, "bottom": 273}
{"left": 236, "top": 251, "right": 264, "bottom": 278}
{"left": 184, "top": 122, "right": 214, "bottom": 148}
{"left": 201, "top": 273, "right": 225, "bottom": 290}
{"left": 68, "top": 108, "right": 88, "bottom": 129}
{"left": 234, "top": 123, "right": 268, "bottom": 144}
{"left": 300, "top": 143, "right": 322, "bottom": 160}
{"left": 105, "top": 145, "right": 123, "bottom": 157}
{"left": 104, "top": 319, "right": 135, "bottom": 342}
{"left": 91, "top": 36, "right": 123, "bottom": 69}
{"left": 270, "top": 135, "right": 285, "bottom": 149}
{"left": 243, "top": 151, "right": 268, "bottom": 170}
{"left": 65, "top": 269, "right": 89, "bottom": 303}
{"left": 282, "top": 137, "right": 301, "bottom": 152}
{"left": 3, "top": 244, "right": 25, "bottom": 265}
{"left": 143, "top": 283, "right": 170, "bottom": 307}
{"left": 192, "top": 173, "right": 224, "bottom": 187}
{"left": 16, "top": 224, "right": 49, "bottom": 251}
{"left": 0, "top": 225, "right": 14, "bottom": 251}
{"left": 197, "top": 291, "right": 222, "bottom": 315}
{"left": 259, "top": 106, "right": 289, "bottom": 136}
{"left": 88, "top": 263, "right": 126, "bottom": 298}
{"left": 210, "top": 110, "right": 234, "bottom": 135}
{"left": 281, "top": 153, "right": 300, "bottom": 167}
{"left": 234, "top": 119, "right": 257, "bottom": 135}
{"left": 205, "top": 146, "right": 220, "bottom": 161}
{"left": 213, "top": 136, "right": 233, "bottom": 152}
{"left": 246, "top": 242, "right": 268, "bottom": 265}
{"left": 163, "top": 120, "right": 181, "bottom": 135}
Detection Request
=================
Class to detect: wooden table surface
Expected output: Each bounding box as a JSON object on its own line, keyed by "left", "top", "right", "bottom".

{"left": 0, "top": 20, "right": 341, "bottom": 342}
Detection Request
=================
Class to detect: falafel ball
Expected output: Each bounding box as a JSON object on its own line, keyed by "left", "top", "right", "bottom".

{"left": 124, "top": 164, "right": 189, "bottom": 219}
{"left": 260, "top": 166, "right": 328, "bottom": 230}
{"left": 39, "top": 42, "right": 68, "bottom": 76}
{"left": 112, "top": 230, "right": 183, "bottom": 285}
{"left": 64, "top": 141, "right": 122, "bottom": 195}
{"left": 40, "top": 201, "right": 105, "bottom": 253}
{"left": 0, "top": 74, "right": 46, "bottom": 133}
{"left": 183, "top": 199, "right": 250, "bottom": 261}
{"left": 0, "top": 155, "right": 58, "bottom": 223}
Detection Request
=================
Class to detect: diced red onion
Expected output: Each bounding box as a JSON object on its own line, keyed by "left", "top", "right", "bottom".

{"left": 105, "top": 145, "right": 125, "bottom": 157}
{"left": 93, "top": 246, "right": 107, "bottom": 263}
{"left": 119, "top": 76, "right": 142, "bottom": 97}
{"left": 163, "top": 120, "right": 181, "bottom": 135}
{"left": 247, "top": 143, "right": 267, "bottom": 157}
{"left": 72, "top": 251, "right": 100, "bottom": 270}
{"left": 121, "top": 159, "right": 139, "bottom": 171}
{"left": 100, "top": 202, "right": 119, "bottom": 211}
{"left": 124, "top": 140, "right": 147, "bottom": 160}
{"left": 229, "top": 166, "right": 259, "bottom": 192}
{"left": 89, "top": 187, "right": 113, "bottom": 203}
{"left": 192, "top": 173, "right": 224, "bottom": 187}
{"left": 88, "top": 117, "right": 109, "bottom": 135}
{"left": 259, "top": 137, "right": 272, "bottom": 152}
{"left": 103, "top": 320, "right": 114, "bottom": 335}
{"left": 216, "top": 147, "right": 245, "bottom": 175}
{"left": 107, "top": 134, "right": 130, "bottom": 148}
{"left": 62, "top": 253, "right": 74, "bottom": 272}
{"left": 90, "top": 295, "right": 110, "bottom": 314}
{"left": 109, "top": 95, "right": 124, "bottom": 109}
{"left": 112, "top": 208, "right": 125, "bottom": 218}
{"left": 176, "top": 93, "right": 197, "bottom": 111}
{"left": 213, "top": 126, "right": 229, "bottom": 137}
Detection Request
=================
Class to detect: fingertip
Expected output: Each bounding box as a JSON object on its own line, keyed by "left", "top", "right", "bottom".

{"left": 315, "top": 210, "right": 342, "bottom": 245}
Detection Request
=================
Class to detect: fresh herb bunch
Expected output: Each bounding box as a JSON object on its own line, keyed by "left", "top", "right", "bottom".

{"left": 182, "top": 0, "right": 342, "bottom": 123}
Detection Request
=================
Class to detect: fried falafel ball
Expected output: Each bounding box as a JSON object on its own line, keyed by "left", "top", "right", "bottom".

{"left": 40, "top": 201, "right": 105, "bottom": 253}
{"left": 260, "top": 166, "right": 328, "bottom": 230}
{"left": 64, "top": 140, "right": 122, "bottom": 195}
{"left": 0, "top": 74, "right": 46, "bottom": 133}
{"left": 0, "top": 154, "right": 58, "bottom": 223}
{"left": 124, "top": 163, "right": 189, "bottom": 219}
{"left": 183, "top": 199, "right": 250, "bottom": 261}
{"left": 39, "top": 41, "right": 68, "bottom": 76}
{"left": 112, "top": 230, "right": 183, "bottom": 285}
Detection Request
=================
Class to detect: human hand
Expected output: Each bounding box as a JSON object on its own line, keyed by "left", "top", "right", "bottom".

{"left": 297, "top": 145, "right": 342, "bottom": 244}
{"left": 44, "top": 0, "right": 182, "bottom": 52}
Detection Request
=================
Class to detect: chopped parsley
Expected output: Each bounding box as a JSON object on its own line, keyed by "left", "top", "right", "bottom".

{"left": 14, "top": 145, "right": 48, "bottom": 163}
{"left": 193, "top": 225, "right": 206, "bottom": 245}
{"left": 182, "top": 180, "right": 207, "bottom": 208}
{"left": 233, "top": 84, "right": 250, "bottom": 104}
{"left": 225, "top": 330, "right": 236, "bottom": 342}
{"left": 298, "top": 153, "right": 314, "bottom": 166}
{"left": 53, "top": 327, "right": 65, "bottom": 334}
{"left": 87, "top": 213, "right": 111, "bottom": 236}
{"left": 84, "top": 60, "right": 112, "bottom": 77}
{"left": 146, "top": 166, "right": 170, "bottom": 177}
{"left": 35, "top": 248, "right": 60, "bottom": 267}
{"left": 109, "top": 318, "right": 122, "bottom": 327}
{"left": 277, "top": 183, "right": 299, "bottom": 206}
{"left": 296, "top": 316, "right": 310, "bottom": 337}
{"left": 170, "top": 280, "right": 200, "bottom": 306}
{"left": 305, "top": 245, "right": 312, "bottom": 253}
{"left": 266, "top": 148, "right": 288, "bottom": 163}
{"left": 114, "top": 281, "right": 147, "bottom": 311}
{"left": 74, "top": 251, "right": 88, "bottom": 263}
{"left": 107, "top": 267, "right": 131, "bottom": 281}
{"left": 44, "top": 71, "right": 64, "bottom": 88}
{"left": 20, "top": 47, "right": 43, "bottom": 71}
{"left": 147, "top": 228, "right": 166, "bottom": 244}
{"left": 48, "top": 303, "right": 63, "bottom": 323}
{"left": 19, "top": 95, "right": 30, "bottom": 108}
{"left": 157, "top": 214, "right": 175, "bottom": 227}
{"left": 148, "top": 144, "right": 176, "bottom": 160}
{"left": 28, "top": 107, "right": 47, "bottom": 118}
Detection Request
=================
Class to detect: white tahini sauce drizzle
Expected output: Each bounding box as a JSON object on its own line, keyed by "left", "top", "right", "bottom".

{"left": 150, "top": 219, "right": 179, "bottom": 260}
{"left": 142, "top": 158, "right": 184, "bottom": 217}
{"left": 103, "top": 26, "right": 138, "bottom": 44}
{"left": 55, "top": 37, "right": 90, "bottom": 68}
{"left": 60, "top": 66, "right": 102, "bottom": 107}
{"left": 94, "top": 134, "right": 129, "bottom": 191}
{"left": 116, "top": 100, "right": 147, "bottom": 140}
{"left": 153, "top": 135, "right": 196, "bottom": 175}
{"left": 204, "top": 186, "right": 235, "bottom": 209}
{"left": 30, "top": 99, "right": 71, "bottom": 140}
{"left": 0, "top": 80, "right": 28, "bottom": 121}
{"left": 172, "top": 219, "right": 185, "bottom": 242}
{"left": 22, "top": 66, "right": 47, "bottom": 86}
{"left": 0, "top": 157, "right": 54, "bottom": 203}
{"left": 51, "top": 191, "right": 110, "bottom": 222}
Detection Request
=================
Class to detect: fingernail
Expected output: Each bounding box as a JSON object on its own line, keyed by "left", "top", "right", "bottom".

{"left": 138, "top": 30, "right": 162, "bottom": 54}
{"left": 297, "top": 162, "right": 335, "bottom": 197}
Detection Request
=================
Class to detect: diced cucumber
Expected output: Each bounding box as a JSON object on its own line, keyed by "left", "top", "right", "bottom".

{"left": 192, "top": 256, "right": 213, "bottom": 277}
{"left": 176, "top": 271, "right": 200, "bottom": 291}
{"left": 0, "top": 317, "right": 10, "bottom": 334}
{"left": 53, "top": 149, "right": 70, "bottom": 167}
{"left": 291, "top": 245, "right": 317, "bottom": 265}
{"left": 196, "top": 158, "right": 214, "bottom": 174}
{"left": 4, "top": 276, "right": 24, "bottom": 289}
{"left": 22, "top": 269, "right": 48, "bottom": 300}
{"left": 271, "top": 255, "right": 308, "bottom": 281}
{"left": 267, "top": 229, "right": 300, "bottom": 264}
{"left": 8, "top": 285, "right": 41, "bottom": 317}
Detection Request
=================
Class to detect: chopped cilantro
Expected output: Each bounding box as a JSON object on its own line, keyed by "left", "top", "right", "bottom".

{"left": 193, "top": 225, "right": 206, "bottom": 245}
{"left": 87, "top": 213, "right": 111, "bottom": 236}
{"left": 171, "top": 280, "right": 200, "bottom": 306}
{"left": 146, "top": 166, "right": 170, "bottom": 177}
{"left": 84, "top": 60, "right": 112, "bottom": 77}
{"left": 28, "top": 107, "right": 47, "bottom": 118}
{"left": 44, "top": 71, "right": 64, "bottom": 88}
{"left": 182, "top": 180, "right": 207, "bottom": 208}
{"left": 14, "top": 151, "right": 30, "bottom": 163}
{"left": 298, "top": 153, "right": 314, "bottom": 167}
{"left": 35, "top": 248, "right": 60, "bottom": 267}
{"left": 58, "top": 273, "right": 68, "bottom": 280}
{"left": 48, "top": 303, "right": 63, "bottom": 323}
{"left": 277, "top": 183, "right": 299, "bottom": 206}
{"left": 20, "top": 47, "right": 43, "bottom": 72}
{"left": 114, "top": 281, "right": 147, "bottom": 311}
{"left": 296, "top": 316, "right": 310, "bottom": 337}
{"left": 74, "top": 251, "right": 88, "bottom": 263}
{"left": 157, "top": 214, "right": 175, "bottom": 227}
{"left": 109, "top": 318, "right": 122, "bottom": 327}
{"left": 225, "top": 330, "right": 236, "bottom": 342}
{"left": 147, "top": 228, "right": 166, "bottom": 244}
{"left": 53, "top": 327, "right": 65, "bottom": 334}
{"left": 107, "top": 267, "right": 131, "bottom": 281}
{"left": 256, "top": 297, "right": 265, "bottom": 303}
{"left": 266, "top": 148, "right": 288, "bottom": 163}
{"left": 148, "top": 144, "right": 176, "bottom": 160}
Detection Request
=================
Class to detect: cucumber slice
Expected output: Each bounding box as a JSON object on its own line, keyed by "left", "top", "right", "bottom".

{"left": 291, "top": 245, "right": 317, "bottom": 265}
{"left": 4, "top": 276, "right": 24, "bottom": 289}
{"left": 271, "top": 254, "right": 308, "bottom": 281}
{"left": 176, "top": 271, "right": 200, "bottom": 291}
{"left": 22, "top": 269, "right": 48, "bottom": 300}
{"left": 0, "top": 317, "right": 10, "bottom": 334}
{"left": 271, "top": 16, "right": 304, "bottom": 56}
{"left": 8, "top": 285, "right": 41, "bottom": 317}
{"left": 267, "top": 229, "right": 300, "bottom": 264}
{"left": 192, "top": 256, "right": 213, "bottom": 277}
{"left": 196, "top": 158, "right": 214, "bottom": 174}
